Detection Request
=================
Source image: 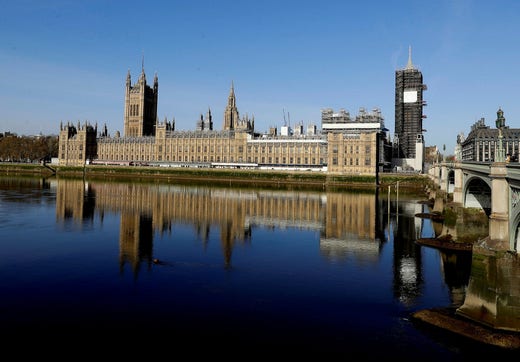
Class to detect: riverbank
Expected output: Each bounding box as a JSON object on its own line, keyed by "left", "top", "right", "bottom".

{"left": 412, "top": 307, "right": 520, "bottom": 350}
{"left": 0, "top": 162, "right": 432, "bottom": 194}
{"left": 415, "top": 237, "right": 473, "bottom": 251}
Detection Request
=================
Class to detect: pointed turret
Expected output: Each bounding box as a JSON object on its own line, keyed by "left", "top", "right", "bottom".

{"left": 126, "top": 69, "right": 131, "bottom": 88}
{"left": 223, "top": 81, "right": 239, "bottom": 130}
{"left": 139, "top": 54, "right": 146, "bottom": 83}
{"left": 228, "top": 81, "right": 236, "bottom": 107}
{"left": 406, "top": 45, "right": 414, "bottom": 70}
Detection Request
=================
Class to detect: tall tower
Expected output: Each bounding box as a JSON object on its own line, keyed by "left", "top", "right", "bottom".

{"left": 394, "top": 46, "right": 426, "bottom": 159}
{"left": 223, "top": 81, "right": 239, "bottom": 130}
{"left": 124, "top": 60, "right": 158, "bottom": 137}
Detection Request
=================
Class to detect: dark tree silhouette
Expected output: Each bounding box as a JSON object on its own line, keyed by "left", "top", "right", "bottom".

{"left": 0, "top": 134, "right": 59, "bottom": 162}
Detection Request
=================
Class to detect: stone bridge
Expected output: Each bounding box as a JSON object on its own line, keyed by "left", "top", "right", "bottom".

{"left": 429, "top": 160, "right": 520, "bottom": 252}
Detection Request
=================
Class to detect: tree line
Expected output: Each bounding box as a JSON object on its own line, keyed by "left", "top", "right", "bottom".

{"left": 0, "top": 134, "right": 59, "bottom": 162}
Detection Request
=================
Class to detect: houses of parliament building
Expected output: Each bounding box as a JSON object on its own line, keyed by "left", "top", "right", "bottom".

{"left": 58, "top": 65, "right": 389, "bottom": 175}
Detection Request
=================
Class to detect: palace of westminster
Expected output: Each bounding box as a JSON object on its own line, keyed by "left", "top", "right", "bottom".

{"left": 58, "top": 50, "right": 432, "bottom": 174}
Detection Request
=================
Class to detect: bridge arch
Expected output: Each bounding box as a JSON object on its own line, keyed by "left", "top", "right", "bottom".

{"left": 512, "top": 215, "right": 520, "bottom": 251}
{"left": 463, "top": 176, "right": 491, "bottom": 215}
{"left": 510, "top": 187, "right": 520, "bottom": 250}
{"left": 432, "top": 161, "right": 520, "bottom": 251}
{"left": 447, "top": 169, "right": 455, "bottom": 193}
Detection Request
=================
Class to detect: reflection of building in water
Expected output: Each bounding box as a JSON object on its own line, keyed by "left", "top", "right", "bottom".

{"left": 119, "top": 213, "right": 154, "bottom": 278}
{"left": 387, "top": 200, "right": 424, "bottom": 306}
{"left": 320, "top": 236, "right": 381, "bottom": 263}
{"left": 323, "top": 193, "right": 376, "bottom": 240}
{"left": 55, "top": 179, "right": 96, "bottom": 223}
{"left": 55, "top": 179, "right": 384, "bottom": 271}
{"left": 244, "top": 191, "right": 324, "bottom": 230}
{"left": 320, "top": 193, "right": 381, "bottom": 262}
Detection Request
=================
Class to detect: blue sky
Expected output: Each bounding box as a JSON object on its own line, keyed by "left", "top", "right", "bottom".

{"left": 1, "top": 0, "right": 519, "bottom": 154}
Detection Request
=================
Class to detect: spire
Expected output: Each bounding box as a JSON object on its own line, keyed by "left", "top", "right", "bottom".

{"left": 228, "top": 81, "right": 236, "bottom": 107}
{"left": 406, "top": 45, "right": 414, "bottom": 70}
{"left": 140, "top": 52, "right": 146, "bottom": 82}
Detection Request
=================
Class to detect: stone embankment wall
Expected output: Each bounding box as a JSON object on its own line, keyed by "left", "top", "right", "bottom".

{"left": 0, "top": 163, "right": 432, "bottom": 194}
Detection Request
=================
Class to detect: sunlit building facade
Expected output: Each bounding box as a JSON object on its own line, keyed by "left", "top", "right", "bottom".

{"left": 460, "top": 112, "right": 520, "bottom": 162}
{"left": 58, "top": 67, "right": 388, "bottom": 176}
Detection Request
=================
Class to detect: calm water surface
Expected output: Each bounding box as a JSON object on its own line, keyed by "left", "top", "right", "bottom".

{"left": 0, "top": 176, "right": 512, "bottom": 358}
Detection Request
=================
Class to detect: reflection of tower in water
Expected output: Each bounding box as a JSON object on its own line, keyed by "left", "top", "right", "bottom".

{"left": 319, "top": 192, "right": 383, "bottom": 263}
{"left": 386, "top": 198, "right": 424, "bottom": 306}
{"left": 55, "top": 180, "right": 390, "bottom": 275}
{"left": 119, "top": 213, "right": 154, "bottom": 278}
{"left": 55, "top": 179, "right": 96, "bottom": 224}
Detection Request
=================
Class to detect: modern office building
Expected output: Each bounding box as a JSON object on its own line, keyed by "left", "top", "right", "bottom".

{"left": 394, "top": 46, "right": 427, "bottom": 172}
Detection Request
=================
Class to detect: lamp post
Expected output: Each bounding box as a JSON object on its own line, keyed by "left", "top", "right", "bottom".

{"left": 495, "top": 108, "right": 506, "bottom": 162}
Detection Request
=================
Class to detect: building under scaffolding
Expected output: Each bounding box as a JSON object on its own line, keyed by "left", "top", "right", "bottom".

{"left": 321, "top": 107, "right": 385, "bottom": 134}
{"left": 394, "top": 46, "right": 427, "bottom": 164}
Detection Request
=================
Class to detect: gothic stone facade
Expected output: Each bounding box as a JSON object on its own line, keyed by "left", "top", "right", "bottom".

{"left": 58, "top": 69, "right": 380, "bottom": 175}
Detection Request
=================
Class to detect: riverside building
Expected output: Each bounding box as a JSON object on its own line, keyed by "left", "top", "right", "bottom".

{"left": 58, "top": 67, "right": 389, "bottom": 176}
{"left": 458, "top": 109, "right": 520, "bottom": 162}
{"left": 393, "top": 46, "right": 427, "bottom": 172}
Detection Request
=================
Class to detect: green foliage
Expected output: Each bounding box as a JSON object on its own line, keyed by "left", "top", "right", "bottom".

{"left": 0, "top": 135, "right": 58, "bottom": 162}
{"left": 443, "top": 207, "right": 458, "bottom": 227}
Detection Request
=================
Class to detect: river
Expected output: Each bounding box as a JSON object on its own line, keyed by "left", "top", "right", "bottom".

{"left": 0, "top": 175, "right": 516, "bottom": 359}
